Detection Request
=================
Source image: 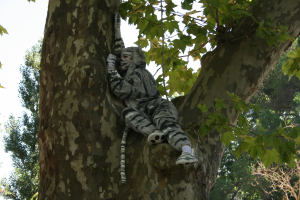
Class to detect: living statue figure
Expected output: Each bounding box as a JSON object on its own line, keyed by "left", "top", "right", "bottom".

{"left": 106, "top": 13, "right": 198, "bottom": 183}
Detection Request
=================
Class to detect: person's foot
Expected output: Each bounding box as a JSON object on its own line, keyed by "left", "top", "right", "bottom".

{"left": 176, "top": 152, "right": 198, "bottom": 165}
{"left": 147, "top": 130, "right": 166, "bottom": 144}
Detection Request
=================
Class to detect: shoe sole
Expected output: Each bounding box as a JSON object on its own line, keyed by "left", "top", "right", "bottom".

{"left": 147, "top": 132, "right": 166, "bottom": 145}
{"left": 176, "top": 160, "right": 198, "bottom": 165}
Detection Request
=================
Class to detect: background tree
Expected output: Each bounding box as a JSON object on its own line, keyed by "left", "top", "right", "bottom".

{"left": 210, "top": 36, "right": 300, "bottom": 199}
{"left": 1, "top": 43, "right": 40, "bottom": 200}
{"left": 253, "top": 159, "right": 300, "bottom": 200}
{"left": 38, "top": 0, "right": 300, "bottom": 199}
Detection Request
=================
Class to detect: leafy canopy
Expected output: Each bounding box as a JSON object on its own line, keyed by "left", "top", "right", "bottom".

{"left": 119, "top": 0, "right": 293, "bottom": 97}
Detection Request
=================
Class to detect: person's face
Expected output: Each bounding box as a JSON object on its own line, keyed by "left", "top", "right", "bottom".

{"left": 120, "top": 51, "right": 132, "bottom": 71}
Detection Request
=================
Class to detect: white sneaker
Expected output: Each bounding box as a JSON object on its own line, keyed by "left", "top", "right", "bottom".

{"left": 176, "top": 152, "right": 198, "bottom": 165}
{"left": 147, "top": 130, "right": 166, "bottom": 145}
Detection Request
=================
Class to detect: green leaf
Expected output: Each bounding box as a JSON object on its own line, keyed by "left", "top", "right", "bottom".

{"left": 197, "top": 104, "right": 207, "bottom": 113}
{"left": 262, "top": 149, "right": 279, "bottom": 168}
{"left": 233, "top": 9, "right": 251, "bottom": 17}
{"left": 238, "top": 114, "right": 247, "bottom": 127}
{"left": 263, "top": 135, "right": 274, "bottom": 146}
{"left": 149, "top": 26, "right": 161, "bottom": 40}
{"left": 0, "top": 25, "right": 8, "bottom": 36}
{"left": 215, "top": 125, "right": 222, "bottom": 133}
{"left": 173, "top": 39, "right": 187, "bottom": 52}
{"left": 199, "top": 123, "right": 209, "bottom": 138}
{"left": 181, "top": 0, "right": 193, "bottom": 10}
{"left": 282, "top": 151, "right": 291, "bottom": 164}
{"left": 248, "top": 146, "right": 257, "bottom": 160}
{"left": 164, "top": 21, "right": 179, "bottom": 34}
{"left": 258, "top": 125, "right": 267, "bottom": 132}
{"left": 256, "top": 144, "right": 265, "bottom": 158}
{"left": 219, "top": 114, "right": 229, "bottom": 124}
{"left": 284, "top": 142, "right": 296, "bottom": 154}
{"left": 214, "top": 98, "right": 226, "bottom": 109}
{"left": 248, "top": 103, "right": 261, "bottom": 113}
{"left": 227, "top": 91, "right": 241, "bottom": 101}
{"left": 244, "top": 136, "right": 256, "bottom": 146}
{"left": 235, "top": 141, "right": 250, "bottom": 159}
{"left": 180, "top": 35, "right": 193, "bottom": 46}
{"left": 197, "top": 104, "right": 208, "bottom": 113}
{"left": 273, "top": 137, "right": 282, "bottom": 152}
{"left": 135, "top": 38, "right": 149, "bottom": 48}
{"left": 289, "top": 127, "right": 300, "bottom": 138}
{"left": 119, "top": 2, "right": 133, "bottom": 15}
{"left": 132, "top": 0, "right": 141, "bottom": 4}
{"left": 266, "top": 35, "right": 279, "bottom": 48}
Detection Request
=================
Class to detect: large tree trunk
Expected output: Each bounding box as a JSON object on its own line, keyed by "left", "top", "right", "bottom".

{"left": 39, "top": 0, "right": 196, "bottom": 199}
{"left": 38, "top": 0, "right": 300, "bottom": 199}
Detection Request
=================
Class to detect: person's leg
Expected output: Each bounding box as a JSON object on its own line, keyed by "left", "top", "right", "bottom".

{"left": 152, "top": 101, "right": 191, "bottom": 151}
{"left": 152, "top": 101, "right": 198, "bottom": 165}
{"left": 121, "top": 107, "right": 166, "bottom": 144}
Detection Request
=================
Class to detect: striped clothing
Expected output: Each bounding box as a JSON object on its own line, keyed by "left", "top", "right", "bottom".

{"left": 111, "top": 14, "right": 193, "bottom": 184}
{"left": 107, "top": 47, "right": 191, "bottom": 151}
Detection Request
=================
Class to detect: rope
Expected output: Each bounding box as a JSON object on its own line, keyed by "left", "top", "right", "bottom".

{"left": 160, "top": 0, "right": 171, "bottom": 113}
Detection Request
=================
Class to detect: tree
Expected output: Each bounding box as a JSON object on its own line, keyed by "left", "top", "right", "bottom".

{"left": 1, "top": 43, "right": 40, "bottom": 200}
{"left": 210, "top": 36, "right": 300, "bottom": 200}
{"left": 38, "top": 0, "right": 300, "bottom": 199}
{"left": 253, "top": 160, "right": 300, "bottom": 200}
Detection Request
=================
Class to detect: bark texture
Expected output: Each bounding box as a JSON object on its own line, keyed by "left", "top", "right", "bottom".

{"left": 38, "top": 0, "right": 300, "bottom": 199}
{"left": 39, "top": 0, "right": 195, "bottom": 199}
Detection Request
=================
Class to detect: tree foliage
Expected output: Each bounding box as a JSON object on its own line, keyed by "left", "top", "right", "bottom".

{"left": 119, "top": 0, "right": 294, "bottom": 97}
{"left": 0, "top": 43, "right": 41, "bottom": 200}
{"left": 210, "top": 37, "right": 300, "bottom": 199}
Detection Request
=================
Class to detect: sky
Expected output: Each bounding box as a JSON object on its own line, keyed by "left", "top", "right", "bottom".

{"left": 0, "top": 0, "right": 200, "bottom": 198}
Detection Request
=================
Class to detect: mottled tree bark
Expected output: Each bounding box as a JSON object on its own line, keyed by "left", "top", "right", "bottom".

{"left": 39, "top": 0, "right": 195, "bottom": 199}
{"left": 38, "top": 0, "right": 300, "bottom": 199}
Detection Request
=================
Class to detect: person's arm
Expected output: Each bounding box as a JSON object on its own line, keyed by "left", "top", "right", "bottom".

{"left": 114, "top": 13, "right": 125, "bottom": 54}
{"left": 108, "top": 68, "right": 146, "bottom": 100}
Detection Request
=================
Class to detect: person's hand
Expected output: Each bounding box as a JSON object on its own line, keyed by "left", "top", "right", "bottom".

{"left": 107, "top": 54, "right": 117, "bottom": 70}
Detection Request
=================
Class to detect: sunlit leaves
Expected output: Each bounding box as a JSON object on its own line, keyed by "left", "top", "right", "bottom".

{"left": 282, "top": 47, "right": 300, "bottom": 80}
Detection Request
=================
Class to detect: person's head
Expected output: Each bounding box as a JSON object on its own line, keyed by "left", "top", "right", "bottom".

{"left": 120, "top": 49, "right": 133, "bottom": 71}
{"left": 119, "top": 46, "right": 146, "bottom": 79}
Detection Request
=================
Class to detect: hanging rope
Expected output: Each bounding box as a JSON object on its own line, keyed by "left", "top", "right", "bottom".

{"left": 161, "top": 0, "right": 171, "bottom": 113}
